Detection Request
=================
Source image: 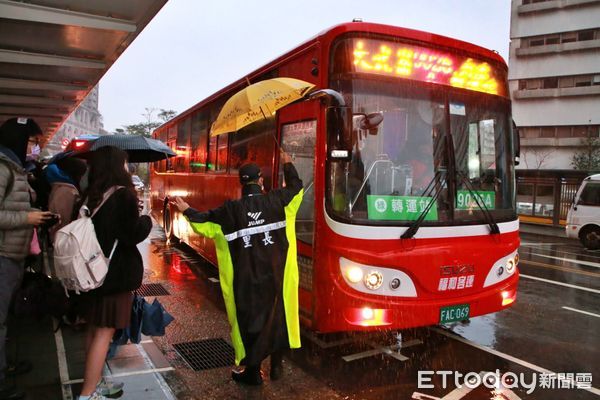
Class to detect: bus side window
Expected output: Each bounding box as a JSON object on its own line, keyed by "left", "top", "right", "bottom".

{"left": 174, "top": 118, "right": 191, "bottom": 173}
{"left": 154, "top": 130, "right": 167, "bottom": 172}
{"left": 208, "top": 101, "right": 228, "bottom": 172}
{"left": 279, "top": 120, "right": 317, "bottom": 245}
{"left": 217, "top": 133, "right": 229, "bottom": 171}
{"left": 190, "top": 111, "right": 208, "bottom": 172}
{"left": 229, "top": 117, "right": 276, "bottom": 190}
{"left": 207, "top": 132, "right": 228, "bottom": 172}
{"left": 166, "top": 138, "right": 175, "bottom": 172}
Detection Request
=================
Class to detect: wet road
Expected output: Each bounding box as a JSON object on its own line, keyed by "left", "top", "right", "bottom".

{"left": 140, "top": 227, "right": 600, "bottom": 399}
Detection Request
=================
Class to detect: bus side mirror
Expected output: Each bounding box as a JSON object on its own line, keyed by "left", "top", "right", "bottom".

{"left": 359, "top": 112, "right": 384, "bottom": 135}
{"left": 327, "top": 106, "right": 352, "bottom": 161}
{"left": 512, "top": 120, "right": 520, "bottom": 166}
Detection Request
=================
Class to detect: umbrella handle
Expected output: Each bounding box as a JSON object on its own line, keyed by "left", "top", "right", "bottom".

{"left": 271, "top": 131, "right": 281, "bottom": 148}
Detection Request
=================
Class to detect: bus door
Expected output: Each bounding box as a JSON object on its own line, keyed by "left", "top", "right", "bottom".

{"left": 278, "top": 104, "right": 318, "bottom": 326}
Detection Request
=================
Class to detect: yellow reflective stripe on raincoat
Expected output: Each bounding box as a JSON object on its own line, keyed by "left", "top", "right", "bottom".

{"left": 283, "top": 189, "right": 304, "bottom": 349}
{"left": 186, "top": 219, "right": 246, "bottom": 365}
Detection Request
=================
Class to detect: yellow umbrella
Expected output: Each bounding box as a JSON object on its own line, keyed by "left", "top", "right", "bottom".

{"left": 210, "top": 77, "right": 315, "bottom": 137}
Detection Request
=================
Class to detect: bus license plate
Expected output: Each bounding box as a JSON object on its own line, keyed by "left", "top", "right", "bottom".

{"left": 440, "top": 304, "right": 470, "bottom": 324}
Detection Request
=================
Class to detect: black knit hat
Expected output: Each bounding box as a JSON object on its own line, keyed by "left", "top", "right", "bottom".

{"left": 239, "top": 163, "right": 262, "bottom": 184}
{"left": 0, "top": 117, "right": 42, "bottom": 165}
{"left": 0, "top": 117, "right": 42, "bottom": 138}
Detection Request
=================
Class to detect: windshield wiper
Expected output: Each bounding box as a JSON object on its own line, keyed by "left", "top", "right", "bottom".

{"left": 455, "top": 171, "right": 500, "bottom": 234}
{"left": 445, "top": 127, "right": 500, "bottom": 236}
{"left": 401, "top": 170, "right": 446, "bottom": 239}
{"left": 349, "top": 158, "right": 394, "bottom": 215}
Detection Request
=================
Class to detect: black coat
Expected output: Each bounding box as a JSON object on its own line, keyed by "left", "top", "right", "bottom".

{"left": 184, "top": 163, "right": 303, "bottom": 366}
{"left": 90, "top": 187, "right": 152, "bottom": 295}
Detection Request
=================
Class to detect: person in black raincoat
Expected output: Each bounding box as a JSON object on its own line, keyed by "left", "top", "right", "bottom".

{"left": 173, "top": 151, "right": 303, "bottom": 385}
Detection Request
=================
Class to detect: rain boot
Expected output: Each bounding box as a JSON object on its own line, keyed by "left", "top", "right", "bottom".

{"left": 270, "top": 351, "right": 283, "bottom": 381}
{"left": 231, "top": 365, "right": 263, "bottom": 386}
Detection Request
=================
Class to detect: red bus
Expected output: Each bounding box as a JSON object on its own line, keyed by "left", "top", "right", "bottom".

{"left": 65, "top": 134, "right": 99, "bottom": 152}
{"left": 151, "top": 22, "right": 520, "bottom": 333}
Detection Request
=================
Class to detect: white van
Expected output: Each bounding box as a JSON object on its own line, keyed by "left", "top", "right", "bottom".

{"left": 566, "top": 174, "right": 600, "bottom": 249}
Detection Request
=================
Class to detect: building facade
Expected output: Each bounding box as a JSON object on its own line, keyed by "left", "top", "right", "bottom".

{"left": 44, "top": 85, "right": 104, "bottom": 155}
{"left": 509, "top": 0, "right": 600, "bottom": 169}
{"left": 509, "top": 0, "right": 600, "bottom": 224}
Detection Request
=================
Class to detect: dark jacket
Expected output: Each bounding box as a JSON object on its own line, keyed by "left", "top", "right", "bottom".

{"left": 184, "top": 162, "right": 303, "bottom": 366}
{"left": 90, "top": 187, "right": 152, "bottom": 295}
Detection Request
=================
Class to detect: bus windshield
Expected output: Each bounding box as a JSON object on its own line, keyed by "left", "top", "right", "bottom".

{"left": 327, "top": 78, "right": 516, "bottom": 226}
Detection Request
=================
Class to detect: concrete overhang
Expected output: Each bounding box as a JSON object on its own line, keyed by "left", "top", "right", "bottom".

{"left": 0, "top": 0, "right": 167, "bottom": 144}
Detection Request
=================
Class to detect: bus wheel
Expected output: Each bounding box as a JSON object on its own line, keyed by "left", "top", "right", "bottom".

{"left": 580, "top": 226, "right": 600, "bottom": 250}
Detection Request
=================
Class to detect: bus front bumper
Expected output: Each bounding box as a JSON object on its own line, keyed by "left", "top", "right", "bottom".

{"left": 314, "top": 272, "right": 520, "bottom": 333}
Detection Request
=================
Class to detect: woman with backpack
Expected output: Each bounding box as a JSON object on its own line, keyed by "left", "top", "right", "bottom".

{"left": 0, "top": 117, "right": 55, "bottom": 400}
{"left": 47, "top": 157, "right": 87, "bottom": 241}
{"left": 45, "top": 157, "right": 88, "bottom": 328}
{"left": 78, "top": 146, "right": 152, "bottom": 400}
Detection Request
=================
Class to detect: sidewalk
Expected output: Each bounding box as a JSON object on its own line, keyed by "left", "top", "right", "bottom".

{"left": 7, "top": 308, "right": 176, "bottom": 400}
{"left": 519, "top": 221, "right": 567, "bottom": 238}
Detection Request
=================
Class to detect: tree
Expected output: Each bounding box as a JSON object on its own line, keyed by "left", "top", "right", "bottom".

{"left": 121, "top": 107, "right": 177, "bottom": 137}
{"left": 523, "top": 147, "right": 554, "bottom": 170}
{"left": 158, "top": 109, "right": 177, "bottom": 122}
{"left": 572, "top": 128, "right": 600, "bottom": 171}
{"left": 122, "top": 122, "right": 159, "bottom": 137}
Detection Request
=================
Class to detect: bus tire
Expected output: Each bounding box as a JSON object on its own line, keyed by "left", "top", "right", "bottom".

{"left": 580, "top": 226, "right": 600, "bottom": 250}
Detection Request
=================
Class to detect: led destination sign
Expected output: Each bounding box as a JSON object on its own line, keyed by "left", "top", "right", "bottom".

{"left": 346, "top": 39, "right": 506, "bottom": 96}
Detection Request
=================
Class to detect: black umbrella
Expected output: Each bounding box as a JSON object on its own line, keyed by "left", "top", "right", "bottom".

{"left": 75, "top": 135, "right": 176, "bottom": 163}
{"left": 46, "top": 150, "right": 75, "bottom": 165}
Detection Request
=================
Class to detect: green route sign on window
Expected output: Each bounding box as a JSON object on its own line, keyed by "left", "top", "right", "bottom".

{"left": 367, "top": 195, "right": 438, "bottom": 221}
{"left": 456, "top": 190, "right": 495, "bottom": 210}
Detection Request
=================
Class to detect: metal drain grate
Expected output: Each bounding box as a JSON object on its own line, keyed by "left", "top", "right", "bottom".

{"left": 173, "top": 338, "right": 235, "bottom": 371}
{"left": 137, "top": 283, "right": 170, "bottom": 297}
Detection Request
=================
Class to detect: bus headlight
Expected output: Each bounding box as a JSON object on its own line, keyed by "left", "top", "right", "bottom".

{"left": 484, "top": 250, "right": 519, "bottom": 288}
{"left": 389, "top": 278, "right": 401, "bottom": 290}
{"left": 506, "top": 259, "right": 515, "bottom": 274}
{"left": 345, "top": 267, "right": 364, "bottom": 283}
{"left": 496, "top": 266, "right": 504, "bottom": 277}
{"left": 339, "top": 257, "right": 417, "bottom": 297}
{"left": 364, "top": 271, "right": 383, "bottom": 290}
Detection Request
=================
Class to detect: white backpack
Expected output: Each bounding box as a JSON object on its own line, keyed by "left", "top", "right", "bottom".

{"left": 53, "top": 186, "right": 122, "bottom": 294}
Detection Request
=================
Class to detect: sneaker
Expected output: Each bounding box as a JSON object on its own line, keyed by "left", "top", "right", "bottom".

{"left": 0, "top": 381, "right": 25, "bottom": 400}
{"left": 4, "top": 361, "right": 32, "bottom": 377}
{"left": 90, "top": 392, "right": 108, "bottom": 400}
{"left": 78, "top": 391, "right": 107, "bottom": 400}
{"left": 96, "top": 378, "right": 124, "bottom": 397}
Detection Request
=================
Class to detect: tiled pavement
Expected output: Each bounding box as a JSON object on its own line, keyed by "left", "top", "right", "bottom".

{"left": 7, "top": 308, "right": 176, "bottom": 400}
